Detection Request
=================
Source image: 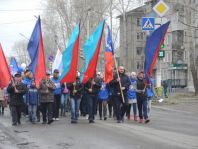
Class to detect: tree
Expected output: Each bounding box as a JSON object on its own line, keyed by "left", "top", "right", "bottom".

{"left": 12, "top": 40, "right": 30, "bottom": 65}
{"left": 176, "top": 0, "right": 198, "bottom": 95}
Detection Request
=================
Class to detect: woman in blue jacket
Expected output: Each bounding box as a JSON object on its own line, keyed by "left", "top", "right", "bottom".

{"left": 127, "top": 72, "right": 137, "bottom": 121}
{"left": 98, "top": 77, "right": 109, "bottom": 121}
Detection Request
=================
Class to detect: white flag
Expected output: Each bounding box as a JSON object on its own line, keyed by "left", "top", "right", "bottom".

{"left": 52, "top": 48, "right": 63, "bottom": 73}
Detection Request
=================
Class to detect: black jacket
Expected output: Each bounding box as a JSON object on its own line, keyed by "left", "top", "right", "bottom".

{"left": 110, "top": 73, "right": 131, "bottom": 97}
{"left": 7, "top": 82, "right": 27, "bottom": 106}
{"left": 136, "top": 77, "right": 147, "bottom": 100}
{"left": 67, "top": 78, "right": 83, "bottom": 99}
{"left": 84, "top": 77, "right": 101, "bottom": 95}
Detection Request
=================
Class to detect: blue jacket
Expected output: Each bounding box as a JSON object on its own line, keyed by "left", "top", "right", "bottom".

{"left": 147, "top": 78, "right": 154, "bottom": 98}
{"left": 98, "top": 82, "right": 109, "bottom": 101}
{"left": 27, "top": 86, "right": 38, "bottom": 105}
{"left": 22, "top": 77, "right": 32, "bottom": 88}
{"left": 127, "top": 77, "right": 137, "bottom": 99}
{"left": 51, "top": 77, "right": 62, "bottom": 95}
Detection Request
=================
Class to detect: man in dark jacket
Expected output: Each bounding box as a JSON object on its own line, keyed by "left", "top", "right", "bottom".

{"left": 84, "top": 75, "right": 101, "bottom": 123}
{"left": 136, "top": 71, "right": 150, "bottom": 124}
{"left": 39, "top": 72, "right": 56, "bottom": 124}
{"left": 110, "top": 66, "right": 130, "bottom": 123}
{"left": 67, "top": 72, "right": 83, "bottom": 123}
{"left": 7, "top": 73, "right": 27, "bottom": 126}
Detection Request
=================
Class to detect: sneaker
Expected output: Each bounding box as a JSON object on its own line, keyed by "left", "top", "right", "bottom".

{"left": 42, "top": 121, "right": 47, "bottom": 124}
{"left": 139, "top": 119, "right": 143, "bottom": 124}
{"left": 145, "top": 119, "right": 150, "bottom": 124}
{"left": 104, "top": 117, "right": 107, "bottom": 121}
{"left": 71, "top": 120, "right": 77, "bottom": 124}
{"left": 12, "top": 123, "right": 17, "bottom": 126}
{"left": 48, "top": 120, "right": 54, "bottom": 124}
{"left": 117, "top": 120, "right": 121, "bottom": 123}
{"left": 134, "top": 115, "right": 137, "bottom": 121}
{"left": 52, "top": 118, "right": 56, "bottom": 121}
{"left": 89, "top": 120, "right": 94, "bottom": 123}
{"left": 86, "top": 115, "right": 89, "bottom": 120}
{"left": 127, "top": 115, "right": 130, "bottom": 120}
{"left": 56, "top": 118, "right": 60, "bottom": 121}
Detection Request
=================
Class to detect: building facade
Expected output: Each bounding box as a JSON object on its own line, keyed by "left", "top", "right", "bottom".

{"left": 118, "top": 0, "right": 198, "bottom": 90}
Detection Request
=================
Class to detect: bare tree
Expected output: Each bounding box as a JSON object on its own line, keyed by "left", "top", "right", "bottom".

{"left": 12, "top": 40, "right": 30, "bottom": 65}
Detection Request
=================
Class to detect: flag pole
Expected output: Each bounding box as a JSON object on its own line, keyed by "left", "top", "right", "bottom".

{"left": 113, "top": 55, "right": 125, "bottom": 103}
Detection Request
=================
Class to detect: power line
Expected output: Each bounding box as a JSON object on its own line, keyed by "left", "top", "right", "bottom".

{"left": 0, "top": 20, "right": 33, "bottom": 25}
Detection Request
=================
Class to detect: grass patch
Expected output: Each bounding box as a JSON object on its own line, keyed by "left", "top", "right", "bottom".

{"left": 153, "top": 92, "right": 198, "bottom": 105}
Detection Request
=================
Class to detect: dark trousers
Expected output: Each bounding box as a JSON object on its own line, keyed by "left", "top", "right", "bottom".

{"left": 80, "top": 94, "right": 88, "bottom": 116}
{"left": 108, "top": 95, "right": 114, "bottom": 117}
{"left": 137, "top": 99, "right": 148, "bottom": 120}
{"left": 98, "top": 100, "right": 107, "bottom": 118}
{"left": 87, "top": 94, "right": 97, "bottom": 121}
{"left": 114, "top": 95, "right": 128, "bottom": 121}
{"left": 121, "top": 103, "right": 128, "bottom": 119}
{"left": 114, "top": 95, "right": 122, "bottom": 121}
{"left": 41, "top": 102, "right": 53, "bottom": 122}
{"left": 126, "top": 103, "right": 137, "bottom": 116}
{"left": 36, "top": 105, "right": 41, "bottom": 121}
{"left": 126, "top": 104, "right": 131, "bottom": 116}
{"left": 11, "top": 105, "right": 21, "bottom": 124}
{"left": 53, "top": 94, "right": 61, "bottom": 118}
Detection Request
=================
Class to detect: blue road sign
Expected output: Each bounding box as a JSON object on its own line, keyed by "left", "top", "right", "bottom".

{"left": 142, "top": 17, "right": 155, "bottom": 31}
{"left": 48, "top": 55, "right": 54, "bottom": 61}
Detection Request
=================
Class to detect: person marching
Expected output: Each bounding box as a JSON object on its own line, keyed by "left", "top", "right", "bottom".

{"left": 110, "top": 66, "right": 131, "bottom": 123}
{"left": 98, "top": 74, "right": 109, "bottom": 121}
{"left": 51, "top": 69, "right": 62, "bottom": 121}
{"left": 7, "top": 72, "right": 27, "bottom": 126}
{"left": 22, "top": 69, "right": 33, "bottom": 117}
{"left": 67, "top": 72, "right": 83, "bottom": 123}
{"left": 136, "top": 71, "right": 150, "bottom": 124}
{"left": 27, "top": 79, "right": 38, "bottom": 124}
{"left": 84, "top": 75, "right": 102, "bottom": 123}
{"left": 147, "top": 76, "right": 156, "bottom": 116}
{"left": 60, "top": 82, "right": 69, "bottom": 117}
{"left": 39, "top": 71, "right": 56, "bottom": 124}
{"left": 127, "top": 72, "right": 138, "bottom": 121}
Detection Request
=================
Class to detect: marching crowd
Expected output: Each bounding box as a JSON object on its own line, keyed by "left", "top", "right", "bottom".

{"left": 0, "top": 65, "right": 156, "bottom": 126}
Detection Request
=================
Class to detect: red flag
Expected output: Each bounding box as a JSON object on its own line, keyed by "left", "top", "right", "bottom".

{"left": 0, "top": 43, "right": 11, "bottom": 88}
{"left": 35, "top": 31, "right": 46, "bottom": 88}
{"left": 105, "top": 24, "right": 114, "bottom": 83}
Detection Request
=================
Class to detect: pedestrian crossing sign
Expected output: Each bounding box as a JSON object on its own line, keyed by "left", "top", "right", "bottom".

{"left": 142, "top": 17, "right": 155, "bottom": 31}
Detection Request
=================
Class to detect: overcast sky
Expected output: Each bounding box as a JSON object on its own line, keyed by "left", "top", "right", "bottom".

{"left": 0, "top": 0, "right": 43, "bottom": 57}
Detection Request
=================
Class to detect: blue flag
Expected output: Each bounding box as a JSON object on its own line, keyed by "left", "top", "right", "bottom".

{"left": 10, "top": 57, "right": 20, "bottom": 75}
{"left": 27, "top": 16, "right": 46, "bottom": 87}
{"left": 144, "top": 21, "right": 170, "bottom": 83}
{"left": 80, "top": 20, "right": 105, "bottom": 83}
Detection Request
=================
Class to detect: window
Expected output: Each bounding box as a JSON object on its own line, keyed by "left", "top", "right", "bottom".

{"left": 140, "top": 32, "right": 144, "bottom": 39}
{"left": 136, "top": 61, "right": 144, "bottom": 70}
{"left": 172, "top": 30, "right": 184, "bottom": 49}
{"left": 137, "top": 18, "right": 141, "bottom": 26}
{"left": 137, "top": 32, "right": 144, "bottom": 40}
{"left": 136, "top": 47, "right": 143, "bottom": 55}
{"left": 137, "top": 33, "right": 140, "bottom": 39}
{"left": 136, "top": 61, "right": 140, "bottom": 69}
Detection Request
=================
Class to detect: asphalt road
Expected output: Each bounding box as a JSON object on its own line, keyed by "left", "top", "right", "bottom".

{"left": 0, "top": 100, "right": 198, "bottom": 149}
